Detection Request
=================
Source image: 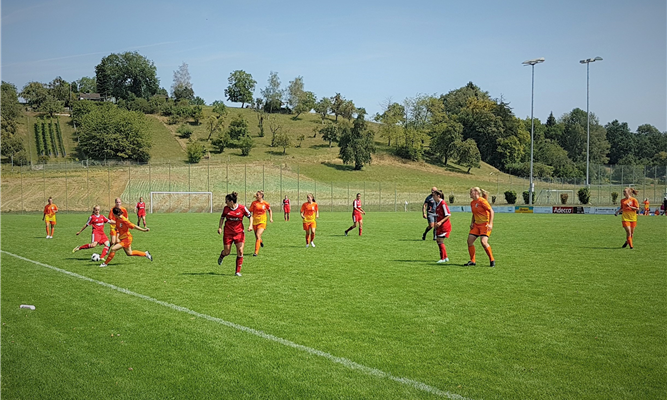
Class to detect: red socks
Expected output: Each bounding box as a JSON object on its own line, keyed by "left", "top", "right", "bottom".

{"left": 79, "top": 244, "right": 91, "bottom": 250}
{"left": 236, "top": 256, "right": 243, "bottom": 273}
{"left": 101, "top": 246, "right": 109, "bottom": 258}
{"left": 438, "top": 243, "right": 447, "bottom": 260}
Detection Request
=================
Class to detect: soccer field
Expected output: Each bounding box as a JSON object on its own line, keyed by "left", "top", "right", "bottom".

{"left": 1, "top": 212, "right": 665, "bottom": 399}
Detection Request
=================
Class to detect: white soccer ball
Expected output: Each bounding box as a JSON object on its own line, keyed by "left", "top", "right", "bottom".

{"left": 91, "top": 253, "right": 101, "bottom": 262}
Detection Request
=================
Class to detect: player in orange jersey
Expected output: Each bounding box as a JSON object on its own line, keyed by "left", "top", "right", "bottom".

{"left": 136, "top": 197, "right": 147, "bottom": 227}
{"left": 248, "top": 190, "right": 273, "bottom": 256}
{"left": 465, "top": 187, "right": 495, "bottom": 267}
{"left": 615, "top": 187, "right": 639, "bottom": 249}
{"left": 100, "top": 207, "right": 152, "bottom": 267}
{"left": 42, "top": 197, "right": 58, "bottom": 238}
{"left": 108, "top": 198, "right": 128, "bottom": 245}
{"left": 642, "top": 198, "right": 650, "bottom": 216}
{"left": 300, "top": 194, "right": 319, "bottom": 247}
{"left": 344, "top": 193, "right": 366, "bottom": 236}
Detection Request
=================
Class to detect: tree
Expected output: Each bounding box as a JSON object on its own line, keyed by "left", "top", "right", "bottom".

{"left": 190, "top": 105, "right": 204, "bottom": 124}
{"left": 71, "top": 100, "right": 97, "bottom": 127}
{"left": 457, "top": 138, "right": 481, "bottom": 173}
{"left": 430, "top": 117, "right": 463, "bottom": 165}
{"left": 439, "top": 81, "right": 491, "bottom": 115}
{"left": 339, "top": 99, "right": 356, "bottom": 120}
{"left": 1, "top": 82, "right": 22, "bottom": 135}
{"left": 78, "top": 103, "right": 151, "bottom": 161}
{"left": 225, "top": 70, "right": 256, "bottom": 108}
{"left": 211, "top": 130, "right": 230, "bottom": 153}
{"left": 273, "top": 130, "right": 292, "bottom": 154}
{"left": 374, "top": 101, "right": 405, "bottom": 146}
{"left": 559, "top": 108, "right": 609, "bottom": 165}
{"left": 227, "top": 114, "right": 249, "bottom": 141}
{"left": 605, "top": 120, "right": 635, "bottom": 164}
{"left": 95, "top": 51, "right": 160, "bottom": 100}
{"left": 204, "top": 115, "right": 223, "bottom": 140}
{"left": 212, "top": 100, "right": 228, "bottom": 118}
{"left": 186, "top": 139, "right": 206, "bottom": 163}
{"left": 286, "top": 76, "right": 305, "bottom": 111}
{"left": 191, "top": 96, "right": 206, "bottom": 106}
{"left": 172, "top": 62, "right": 195, "bottom": 101}
{"left": 330, "top": 93, "right": 345, "bottom": 121}
{"left": 261, "top": 71, "right": 283, "bottom": 113}
{"left": 238, "top": 135, "right": 254, "bottom": 156}
{"left": 320, "top": 122, "right": 340, "bottom": 147}
{"left": 338, "top": 114, "right": 375, "bottom": 170}
{"left": 314, "top": 97, "right": 331, "bottom": 123}
{"left": 267, "top": 114, "right": 282, "bottom": 147}
{"left": 20, "top": 81, "right": 49, "bottom": 109}
{"left": 75, "top": 76, "right": 97, "bottom": 93}
{"left": 49, "top": 76, "right": 70, "bottom": 105}
{"left": 293, "top": 91, "right": 316, "bottom": 119}
{"left": 40, "top": 96, "right": 64, "bottom": 118}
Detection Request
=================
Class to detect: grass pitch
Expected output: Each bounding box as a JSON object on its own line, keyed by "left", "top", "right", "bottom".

{"left": 2, "top": 212, "right": 665, "bottom": 399}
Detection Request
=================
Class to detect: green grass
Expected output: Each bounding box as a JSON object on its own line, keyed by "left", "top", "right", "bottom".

{"left": 2, "top": 212, "right": 665, "bottom": 399}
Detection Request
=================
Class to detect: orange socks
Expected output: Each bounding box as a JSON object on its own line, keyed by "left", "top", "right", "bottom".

{"left": 131, "top": 250, "right": 146, "bottom": 257}
{"left": 483, "top": 245, "right": 494, "bottom": 262}
{"left": 628, "top": 237, "right": 633, "bottom": 248}
{"left": 104, "top": 252, "right": 116, "bottom": 264}
{"left": 255, "top": 240, "right": 261, "bottom": 255}
{"left": 468, "top": 246, "right": 476, "bottom": 263}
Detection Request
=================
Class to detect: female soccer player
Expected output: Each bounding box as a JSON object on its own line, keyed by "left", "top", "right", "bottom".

{"left": 344, "top": 193, "right": 366, "bottom": 236}
{"left": 466, "top": 187, "right": 495, "bottom": 267}
{"left": 248, "top": 190, "right": 273, "bottom": 256}
{"left": 432, "top": 190, "right": 452, "bottom": 263}
{"left": 73, "top": 205, "right": 115, "bottom": 259}
{"left": 642, "top": 198, "right": 650, "bottom": 216}
{"left": 283, "top": 195, "right": 291, "bottom": 221}
{"left": 100, "top": 207, "right": 152, "bottom": 267}
{"left": 42, "top": 197, "right": 58, "bottom": 238}
{"left": 422, "top": 187, "right": 438, "bottom": 240}
{"left": 217, "top": 192, "right": 251, "bottom": 276}
{"left": 109, "top": 198, "right": 128, "bottom": 245}
{"left": 300, "top": 193, "right": 319, "bottom": 247}
{"left": 136, "top": 197, "right": 147, "bottom": 227}
{"left": 615, "top": 187, "right": 639, "bottom": 249}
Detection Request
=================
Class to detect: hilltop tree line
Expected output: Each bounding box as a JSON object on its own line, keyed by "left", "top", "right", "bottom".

{"left": 3, "top": 51, "right": 666, "bottom": 174}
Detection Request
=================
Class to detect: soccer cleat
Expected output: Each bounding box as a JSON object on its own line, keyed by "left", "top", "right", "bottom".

{"left": 622, "top": 242, "right": 628, "bottom": 248}
{"left": 218, "top": 255, "right": 224, "bottom": 265}
{"left": 310, "top": 242, "right": 315, "bottom": 247}
{"left": 345, "top": 231, "right": 348, "bottom": 236}
{"left": 235, "top": 272, "right": 242, "bottom": 277}
{"left": 464, "top": 261, "right": 476, "bottom": 267}
{"left": 437, "top": 258, "right": 449, "bottom": 264}
{"left": 99, "top": 263, "right": 108, "bottom": 268}
{"left": 490, "top": 261, "right": 496, "bottom": 268}
{"left": 260, "top": 241, "right": 264, "bottom": 248}
{"left": 72, "top": 246, "right": 79, "bottom": 253}
{"left": 630, "top": 246, "right": 634, "bottom": 249}
{"left": 252, "top": 253, "right": 257, "bottom": 257}
{"left": 306, "top": 244, "right": 310, "bottom": 248}
{"left": 422, "top": 233, "right": 426, "bottom": 240}
{"left": 145, "top": 251, "right": 153, "bottom": 261}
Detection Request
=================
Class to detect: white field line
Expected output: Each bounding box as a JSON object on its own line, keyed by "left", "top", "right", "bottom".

{"left": 3, "top": 250, "right": 472, "bottom": 400}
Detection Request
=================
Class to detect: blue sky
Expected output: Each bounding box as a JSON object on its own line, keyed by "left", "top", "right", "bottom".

{"left": 2, "top": 0, "right": 665, "bottom": 131}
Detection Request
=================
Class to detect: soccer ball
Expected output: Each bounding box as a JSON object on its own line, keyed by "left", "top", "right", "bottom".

{"left": 91, "top": 253, "right": 101, "bottom": 262}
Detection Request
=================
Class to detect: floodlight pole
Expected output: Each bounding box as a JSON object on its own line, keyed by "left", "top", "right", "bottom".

{"left": 580, "top": 56, "right": 603, "bottom": 187}
{"left": 522, "top": 58, "right": 545, "bottom": 206}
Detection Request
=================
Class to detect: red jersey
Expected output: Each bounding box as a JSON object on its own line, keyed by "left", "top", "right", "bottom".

{"left": 353, "top": 199, "right": 362, "bottom": 214}
{"left": 221, "top": 204, "right": 251, "bottom": 236}
{"left": 137, "top": 202, "right": 146, "bottom": 212}
{"left": 87, "top": 214, "right": 111, "bottom": 235}
{"left": 435, "top": 200, "right": 452, "bottom": 232}
{"left": 283, "top": 198, "right": 290, "bottom": 211}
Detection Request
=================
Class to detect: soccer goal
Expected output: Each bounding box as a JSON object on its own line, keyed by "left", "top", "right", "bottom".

{"left": 150, "top": 192, "right": 213, "bottom": 213}
{"left": 537, "top": 189, "right": 574, "bottom": 205}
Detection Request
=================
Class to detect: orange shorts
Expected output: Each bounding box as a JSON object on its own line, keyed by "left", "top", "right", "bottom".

{"left": 253, "top": 223, "right": 267, "bottom": 231}
{"left": 45, "top": 216, "right": 56, "bottom": 225}
{"left": 119, "top": 236, "right": 133, "bottom": 248}
{"left": 303, "top": 221, "right": 316, "bottom": 231}
{"left": 469, "top": 223, "right": 491, "bottom": 237}
{"left": 622, "top": 221, "right": 637, "bottom": 228}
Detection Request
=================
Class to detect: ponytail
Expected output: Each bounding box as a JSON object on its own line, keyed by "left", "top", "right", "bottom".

{"left": 226, "top": 191, "right": 238, "bottom": 204}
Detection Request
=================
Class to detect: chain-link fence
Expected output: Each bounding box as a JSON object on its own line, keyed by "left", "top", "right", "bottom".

{"left": 2, "top": 161, "right": 666, "bottom": 213}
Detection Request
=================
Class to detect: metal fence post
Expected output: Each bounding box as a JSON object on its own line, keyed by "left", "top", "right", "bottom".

{"left": 65, "top": 162, "right": 68, "bottom": 213}
{"left": 330, "top": 182, "right": 333, "bottom": 212}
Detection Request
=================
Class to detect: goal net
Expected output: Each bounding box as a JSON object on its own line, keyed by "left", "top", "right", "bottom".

{"left": 150, "top": 192, "right": 213, "bottom": 213}
{"left": 537, "top": 189, "right": 574, "bottom": 204}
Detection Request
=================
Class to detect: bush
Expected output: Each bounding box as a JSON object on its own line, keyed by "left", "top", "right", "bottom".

{"left": 448, "top": 194, "right": 455, "bottom": 204}
{"left": 522, "top": 190, "right": 535, "bottom": 205}
{"left": 211, "top": 131, "right": 230, "bottom": 153}
{"left": 611, "top": 192, "right": 619, "bottom": 205}
{"left": 186, "top": 139, "right": 206, "bottom": 163}
{"left": 491, "top": 195, "right": 496, "bottom": 204}
{"left": 504, "top": 190, "right": 517, "bottom": 205}
{"left": 238, "top": 135, "right": 253, "bottom": 156}
{"left": 38, "top": 155, "right": 49, "bottom": 164}
{"left": 177, "top": 124, "right": 193, "bottom": 139}
{"left": 577, "top": 187, "right": 591, "bottom": 205}
{"left": 560, "top": 193, "right": 569, "bottom": 205}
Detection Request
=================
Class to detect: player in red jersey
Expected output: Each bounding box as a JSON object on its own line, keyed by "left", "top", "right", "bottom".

{"left": 73, "top": 205, "right": 115, "bottom": 259}
{"left": 466, "top": 187, "right": 495, "bottom": 267}
{"left": 135, "top": 197, "right": 147, "bottom": 227}
{"left": 300, "top": 194, "right": 319, "bottom": 247}
{"left": 432, "top": 190, "right": 452, "bottom": 263}
{"left": 217, "top": 192, "right": 251, "bottom": 276}
{"left": 100, "top": 207, "right": 152, "bottom": 267}
{"left": 283, "top": 196, "right": 291, "bottom": 221}
{"left": 108, "top": 198, "right": 128, "bottom": 245}
{"left": 344, "top": 193, "right": 366, "bottom": 236}
{"left": 42, "top": 197, "right": 58, "bottom": 238}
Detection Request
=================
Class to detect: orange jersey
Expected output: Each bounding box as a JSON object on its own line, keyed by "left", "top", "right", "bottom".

{"left": 301, "top": 202, "right": 318, "bottom": 223}
{"left": 643, "top": 200, "right": 650, "bottom": 210}
{"left": 620, "top": 197, "right": 639, "bottom": 222}
{"left": 115, "top": 216, "right": 136, "bottom": 240}
{"left": 109, "top": 207, "right": 128, "bottom": 229}
{"left": 470, "top": 197, "right": 492, "bottom": 224}
{"left": 249, "top": 200, "right": 271, "bottom": 225}
{"left": 43, "top": 204, "right": 58, "bottom": 216}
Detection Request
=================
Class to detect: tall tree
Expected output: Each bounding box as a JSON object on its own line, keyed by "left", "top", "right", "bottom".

{"left": 20, "top": 81, "right": 49, "bottom": 108}
{"left": 559, "top": 108, "right": 609, "bottom": 165}
{"left": 225, "top": 70, "right": 256, "bottom": 108}
{"left": 95, "top": 52, "right": 160, "bottom": 100}
{"left": 1, "top": 81, "right": 26, "bottom": 164}
{"left": 374, "top": 101, "right": 405, "bottom": 147}
{"left": 429, "top": 116, "right": 463, "bottom": 166}
{"left": 338, "top": 114, "right": 375, "bottom": 170}
{"left": 293, "top": 91, "right": 316, "bottom": 119}
{"left": 261, "top": 71, "right": 283, "bottom": 113}
{"left": 330, "top": 93, "right": 345, "bottom": 121}
{"left": 605, "top": 120, "right": 635, "bottom": 164}
{"left": 314, "top": 97, "right": 331, "bottom": 122}
{"left": 457, "top": 138, "right": 482, "bottom": 173}
{"left": 439, "top": 82, "right": 491, "bottom": 115}
{"left": 286, "top": 76, "right": 305, "bottom": 111}
{"left": 171, "top": 63, "right": 194, "bottom": 101}
{"left": 75, "top": 76, "right": 97, "bottom": 94}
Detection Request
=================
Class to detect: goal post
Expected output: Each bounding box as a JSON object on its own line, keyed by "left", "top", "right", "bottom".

{"left": 150, "top": 191, "right": 213, "bottom": 213}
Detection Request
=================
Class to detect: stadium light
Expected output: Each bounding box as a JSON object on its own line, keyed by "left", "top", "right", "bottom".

{"left": 522, "top": 58, "right": 545, "bottom": 206}
{"left": 580, "top": 56, "right": 603, "bottom": 187}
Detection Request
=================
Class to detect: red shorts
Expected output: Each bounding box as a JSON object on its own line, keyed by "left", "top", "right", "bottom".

{"left": 622, "top": 221, "right": 637, "bottom": 228}
{"left": 284, "top": 206, "right": 291, "bottom": 213}
{"left": 435, "top": 225, "right": 450, "bottom": 238}
{"left": 92, "top": 232, "right": 109, "bottom": 245}
{"left": 137, "top": 210, "right": 146, "bottom": 217}
{"left": 223, "top": 232, "right": 245, "bottom": 245}
{"left": 353, "top": 212, "right": 363, "bottom": 223}
{"left": 469, "top": 223, "right": 491, "bottom": 237}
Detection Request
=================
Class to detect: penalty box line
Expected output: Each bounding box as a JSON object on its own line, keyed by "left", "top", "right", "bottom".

{"left": 2, "top": 250, "right": 471, "bottom": 400}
